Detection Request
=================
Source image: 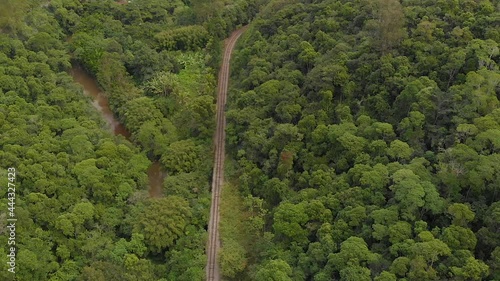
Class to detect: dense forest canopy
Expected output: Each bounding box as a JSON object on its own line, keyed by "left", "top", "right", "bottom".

{"left": 1, "top": 0, "right": 499, "bottom": 280}
{"left": 224, "top": 0, "right": 500, "bottom": 280}
{"left": 0, "top": 0, "right": 257, "bottom": 280}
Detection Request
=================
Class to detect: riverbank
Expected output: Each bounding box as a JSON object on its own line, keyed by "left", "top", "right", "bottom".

{"left": 70, "top": 64, "right": 165, "bottom": 197}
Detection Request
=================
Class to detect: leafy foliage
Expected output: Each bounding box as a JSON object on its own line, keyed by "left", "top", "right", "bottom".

{"left": 224, "top": 0, "right": 500, "bottom": 279}
{"left": 0, "top": 0, "right": 260, "bottom": 280}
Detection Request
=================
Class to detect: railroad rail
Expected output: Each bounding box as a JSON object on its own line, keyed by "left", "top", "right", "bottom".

{"left": 206, "top": 27, "right": 247, "bottom": 281}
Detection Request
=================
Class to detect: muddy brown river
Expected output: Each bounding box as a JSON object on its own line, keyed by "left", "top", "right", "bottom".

{"left": 70, "top": 65, "right": 164, "bottom": 197}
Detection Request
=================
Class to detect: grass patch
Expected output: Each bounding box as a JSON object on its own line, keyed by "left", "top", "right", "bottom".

{"left": 219, "top": 157, "right": 253, "bottom": 280}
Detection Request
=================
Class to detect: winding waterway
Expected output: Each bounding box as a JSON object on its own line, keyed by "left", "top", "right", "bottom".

{"left": 70, "top": 65, "right": 165, "bottom": 197}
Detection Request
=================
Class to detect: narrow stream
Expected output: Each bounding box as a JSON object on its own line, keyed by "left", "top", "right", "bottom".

{"left": 70, "top": 66, "right": 130, "bottom": 138}
{"left": 70, "top": 65, "right": 165, "bottom": 197}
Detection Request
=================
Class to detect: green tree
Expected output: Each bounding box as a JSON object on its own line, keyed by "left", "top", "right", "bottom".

{"left": 370, "top": 0, "right": 406, "bottom": 53}
{"left": 447, "top": 203, "right": 475, "bottom": 226}
{"left": 411, "top": 231, "right": 451, "bottom": 266}
{"left": 273, "top": 202, "right": 309, "bottom": 244}
{"left": 450, "top": 257, "right": 489, "bottom": 281}
{"left": 389, "top": 169, "right": 425, "bottom": 220}
{"left": 254, "top": 259, "right": 293, "bottom": 281}
{"left": 441, "top": 225, "right": 477, "bottom": 251}
{"left": 387, "top": 140, "right": 414, "bottom": 162}
{"left": 375, "top": 271, "right": 397, "bottom": 281}
{"left": 134, "top": 197, "right": 192, "bottom": 253}
{"left": 219, "top": 239, "right": 247, "bottom": 278}
{"left": 160, "top": 139, "right": 201, "bottom": 174}
{"left": 298, "top": 41, "right": 319, "bottom": 71}
{"left": 143, "top": 71, "right": 179, "bottom": 97}
{"left": 122, "top": 97, "right": 163, "bottom": 133}
{"left": 154, "top": 25, "right": 210, "bottom": 51}
{"left": 72, "top": 159, "right": 104, "bottom": 189}
{"left": 339, "top": 265, "right": 371, "bottom": 281}
{"left": 328, "top": 237, "right": 378, "bottom": 271}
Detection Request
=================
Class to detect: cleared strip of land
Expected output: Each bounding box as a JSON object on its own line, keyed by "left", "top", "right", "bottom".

{"left": 206, "top": 27, "right": 247, "bottom": 281}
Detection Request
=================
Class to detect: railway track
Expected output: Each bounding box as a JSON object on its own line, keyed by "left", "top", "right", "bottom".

{"left": 206, "top": 27, "right": 247, "bottom": 281}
